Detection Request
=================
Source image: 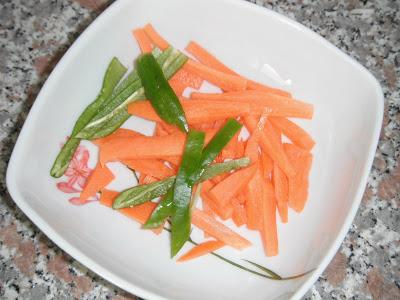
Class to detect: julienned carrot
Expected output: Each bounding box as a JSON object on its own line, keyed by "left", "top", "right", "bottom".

{"left": 100, "top": 189, "right": 162, "bottom": 234}
{"left": 192, "top": 209, "right": 252, "bottom": 250}
{"left": 159, "top": 155, "right": 181, "bottom": 166}
{"left": 261, "top": 152, "right": 274, "bottom": 178}
{"left": 92, "top": 128, "right": 142, "bottom": 146}
{"left": 143, "top": 23, "right": 169, "bottom": 50}
{"left": 128, "top": 99, "right": 252, "bottom": 124}
{"left": 185, "top": 41, "right": 237, "bottom": 75}
{"left": 245, "top": 165, "right": 263, "bottom": 230}
{"left": 231, "top": 197, "right": 247, "bottom": 227}
{"left": 154, "top": 123, "right": 169, "bottom": 136}
{"left": 99, "top": 189, "right": 119, "bottom": 207}
{"left": 208, "top": 164, "right": 257, "bottom": 208}
{"left": 245, "top": 117, "right": 295, "bottom": 178}
{"left": 191, "top": 91, "right": 313, "bottom": 119}
{"left": 269, "top": 117, "right": 315, "bottom": 150}
{"left": 169, "top": 65, "right": 204, "bottom": 90}
{"left": 121, "top": 159, "right": 175, "bottom": 179}
{"left": 132, "top": 28, "right": 153, "bottom": 53}
{"left": 99, "top": 130, "right": 217, "bottom": 164}
{"left": 99, "top": 133, "right": 185, "bottom": 164}
{"left": 260, "top": 180, "right": 278, "bottom": 256}
{"left": 169, "top": 81, "right": 186, "bottom": 96}
{"left": 284, "top": 144, "right": 313, "bottom": 212}
{"left": 236, "top": 140, "right": 245, "bottom": 158}
{"left": 80, "top": 163, "right": 114, "bottom": 201}
{"left": 157, "top": 121, "right": 180, "bottom": 135}
{"left": 220, "top": 131, "right": 240, "bottom": 159}
{"left": 177, "top": 240, "right": 225, "bottom": 262}
{"left": 244, "top": 114, "right": 267, "bottom": 163}
{"left": 246, "top": 80, "right": 291, "bottom": 97}
{"left": 273, "top": 163, "right": 288, "bottom": 223}
{"left": 184, "top": 59, "right": 247, "bottom": 92}
{"left": 139, "top": 174, "right": 158, "bottom": 185}
{"left": 185, "top": 41, "right": 290, "bottom": 97}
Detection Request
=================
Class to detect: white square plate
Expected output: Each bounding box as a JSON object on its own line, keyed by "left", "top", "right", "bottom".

{"left": 6, "top": 0, "right": 383, "bottom": 299}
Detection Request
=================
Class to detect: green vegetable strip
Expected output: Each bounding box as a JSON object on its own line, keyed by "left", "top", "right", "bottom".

{"left": 171, "top": 130, "right": 205, "bottom": 257}
{"left": 136, "top": 53, "right": 189, "bottom": 133}
{"left": 76, "top": 48, "right": 187, "bottom": 139}
{"left": 142, "top": 189, "right": 174, "bottom": 229}
{"left": 89, "top": 110, "right": 131, "bottom": 139}
{"left": 113, "top": 158, "right": 250, "bottom": 210}
{"left": 50, "top": 58, "right": 127, "bottom": 178}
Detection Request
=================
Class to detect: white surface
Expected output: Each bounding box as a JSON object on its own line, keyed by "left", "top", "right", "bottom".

{"left": 6, "top": 0, "right": 383, "bottom": 299}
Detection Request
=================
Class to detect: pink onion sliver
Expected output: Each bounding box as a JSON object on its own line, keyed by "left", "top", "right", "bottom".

{"left": 57, "top": 182, "right": 80, "bottom": 193}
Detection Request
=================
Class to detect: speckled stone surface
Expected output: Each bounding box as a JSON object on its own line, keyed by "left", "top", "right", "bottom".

{"left": 0, "top": 0, "right": 399, "bottom": 299}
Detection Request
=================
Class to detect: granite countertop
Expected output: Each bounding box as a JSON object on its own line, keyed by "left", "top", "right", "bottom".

{"left": 0, "top": 0, "right": 399, "bottom": 299}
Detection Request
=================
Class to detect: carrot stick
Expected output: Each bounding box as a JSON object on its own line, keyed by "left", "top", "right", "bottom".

{"left": 184, "top": 59, "right": 247, "bottom": 91}
{"left": 132, "top": 28, "right": 153, "bottom": 53}
{"left": 154, "top": 122, "right": 169, "bottom": 136}
{"left": 169, "top": 81, "right": 186, "bottom": 96}
{"left": 208, "top": 164, "right": 257, "bottom": 208}
{"left": 273, "top": 163, "right": 288, "bottom": 223}
{"left": 245, "top": 116, "right": 295, "bottom": 177}
{"left": 185, "top": 41, "right": 237, "bottom": 75}
{"left": 220, "top": 131, "right": 240, "bottom": 159}
{"left": 245, "top": 165, "right": 264, "bottom": 230}
{"left": 261, "top": 152, "right": 274, "bottom": 178}
{"left": 270, "top": 117, "right": 315, "bottom": 150}
{"left": 92, "top": 128, "right": 142, "bottom": 146}
{"left": 121, "top": 159, "right": 175, "bottom": 179}
{"left": 192, "top": 209, "right": 252, "bottom": 250}
{"left": 231, "top": 197, "right": 247, "bottom": 227}
{"left": 139, "top": 174, "right": 158, "bottom": 185}
{"left": 99, "top": 189, "right": 119, "bottom": 208}
{"left": 169, "top": 65, "right": 203, "bottom": 90}
{"left": 235, "top": 140, "right": 246, "bottom": 158}
{"left": 246, "top": 80, "right": 291, "bottom": 97}
{"left": 159, "top": 155, "right": 181, "bottom": 166}
{"left": 80, "top": 163, "right": 114, "bottom": 201}
{"left": 260, "top": 180, "right": 278, "bottom": 256}
{"left": 143, "top": 23, "right": 169, "bottom": 50}
{"left": 99, "top": 189, "right": 162, "bottom": 234}
{"left": 128, "top": 99, "right": 252, "bottom": 124}
{"left": 177, "top": 240, "right": 225, "bottom": 262}
{"left": 244, "top": 114, "right": 267, "bottom": 163}
{"left": 284, "top": 144, "right": 313, "bottom": 212}
{"left": 185, "top": 41, "right": 290, "bottom": 97}
{"left": 191, "top": 91, "right": 313, "bottom": 119}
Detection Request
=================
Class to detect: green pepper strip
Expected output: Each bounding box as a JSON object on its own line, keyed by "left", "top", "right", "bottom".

{"left": 136, "top": 53, "right": 189, "bottom": 133}
{"left": 50, "top": 57, "right": 127, "bottom": 178}
{"left": 76, "top": 47, "right": 187, "bottom": 139}
{"left": 170, "top": 130, "right": 205, "bottom": 257}
{"left": 142, "top": 119, "right": 242, "bottom": 229}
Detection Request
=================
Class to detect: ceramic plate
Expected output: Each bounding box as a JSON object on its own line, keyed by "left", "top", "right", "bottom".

{"left": 6, "top": 0, "right": 383, "bottom": 299}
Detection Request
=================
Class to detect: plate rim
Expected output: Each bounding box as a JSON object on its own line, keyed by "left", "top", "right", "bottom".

{"left": 6, "top": 0, "right": 384, "bottom": 299}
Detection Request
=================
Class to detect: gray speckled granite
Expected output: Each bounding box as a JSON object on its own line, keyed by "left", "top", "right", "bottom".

{"left": 0, "top": 0, "right": 399, "bottom": 299}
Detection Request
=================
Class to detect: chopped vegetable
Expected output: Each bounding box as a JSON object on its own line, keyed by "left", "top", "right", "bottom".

{"left": 171, "top": 130, "right": 205, "bottom": 256}
{"left": 80, "top": 164, "right": 114, "bottom": 201}
{"left": 191, "top": 209, "right": 251, "bottom": 250}
{"left": 177, "top": 240, "right": 225, "bottom": 262}
{"left": 260, "top": 180, "right": 278, "bottom": 256}
{"left": 122, "top": 159, "right": 175, "bottom": 179}
{"left": 245, "top": 165, "right": 264, "bottom": 230}
{"left": 273, "top": 163, "right": 289, "bottom": 223}
{"left": 136, "top": 53, "right": 189, "bottom": 132}
{"left": 143, "top": 23, "right": 169, "bottom": 50}
{"left": 132, "top": 28, "right": 153, "bottom": 53}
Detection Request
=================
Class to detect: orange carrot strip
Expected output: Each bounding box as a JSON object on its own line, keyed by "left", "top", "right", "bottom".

{"left": 128, "top": 99, "right": 251, "bottom": 124}
{"left": 100, "top": 190, "right": 162, "bottom": 234}
{"left": 191, "top": 91, "right": 313, "bottom": 119}
{"left": 220, "top": 131, "right": 240, "bottom": 159}
{"left": 260, "top": 180, "right": 278, "bottom": 256}
{"left": 177, "top": 240, "right": 225, "bottom": 262}
{"left": 92, "top": 128, "right": 142, "bottom": 146}
{"left": 132, "top": 28, "right": 153, "bottom": 53}
{"left": 169, "top": 80, "right": 186, "bottom": 96}
{"left": 245, "top": 117, "right": 295, "bottom": 177}
{"left": 273, "top": 162, "right": 289, "bottom": 223}
{"left": 284, "top": 144, "right": 313, "bottom": 212}
{"left": 261, "top": 152, "right": 274, "bottom": 178}
{"left": 159, "top": 155, "right": 181, "bottom": 166}
{"left": 99, "top": 133, "right": 185, "bottom": 164}
{"left": 231, "top": 198, "right": 247, "bottom": 227}
{"left": 154, "top": 122, "right": 169, "bottom": 136}
{"left": 245, "top": 165, "right": 264, "bottom": 230}
{"left": 184, "top": 59, "right": 247, "bottom": 91}
{"left": 270, "top": 117, "right": 315, "bottom": 150}
{"left": 143, "top": 23, "right": 169, "bottom": 50}
{"left": 169, "top": 65, "right": 204, "bottom": 90}
{"left": 235, "top": 140, "right": 246, "bottom": 158}
{"left": 139, "top": 174, "right": 158, "bottom": 185}
{"left": 121, "top": 159, "right": 175, "bottom": 179}
{"left": 246, "top": 80, "right": 291, "bottom": 97}
{"left": 120, "top": 202, "right": 163, "bottom": 234}
{"left": 186, "top": 41, "right": 237, "bottom": 75}
{"left": 236, "top": 192, "right": 247, "bottom": 205}
{"left": 186, "top": 41, "right": 289, "bottom": 97}
{"left": 208, "top": 164, "right": 257, "bottom": 208}
{"left": 80, "top": 164, "right": 114, "bottom": 201}
{"left": 244, "top": 114, "right": 268, "bottom": 163}
{"left": 99, "top": 189, "right": 119, "bottom": 208}
{"left": 192, "top": 209, "right": 252, "bottom": 250}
